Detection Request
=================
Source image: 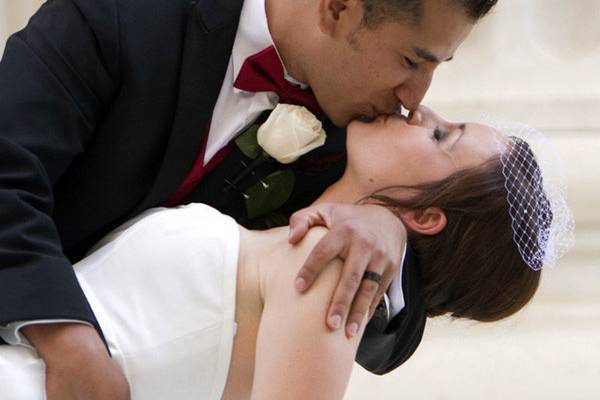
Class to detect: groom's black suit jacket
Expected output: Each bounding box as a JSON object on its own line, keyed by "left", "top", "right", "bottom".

{"left": 0, "top": 0, "right": 425, "bottom": 374}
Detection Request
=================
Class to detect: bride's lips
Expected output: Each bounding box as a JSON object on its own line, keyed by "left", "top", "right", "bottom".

{"left": 375, "top": 113, "right": 407, "bottom": 124}
{"left": 375, "top": 114, "right": 389, "bottom": 123}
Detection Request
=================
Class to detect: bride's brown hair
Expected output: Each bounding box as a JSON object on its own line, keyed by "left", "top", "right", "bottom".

{"left": 366, "top": 141, "right": 546, "bottom": 322}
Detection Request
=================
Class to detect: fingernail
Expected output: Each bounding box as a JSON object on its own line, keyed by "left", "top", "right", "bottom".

{"left": 329, "top": 314, "right": 342, "bottom": 329}
{"left": 348, "top": 322, "right": 359, "bottom": 337}
{"left": 295, "top": 277, "right": 307, "bottom": 292}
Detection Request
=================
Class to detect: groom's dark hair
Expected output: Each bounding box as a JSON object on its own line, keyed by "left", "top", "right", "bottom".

{"left": 361, "top": 0, "right": 498, "bottom": 27}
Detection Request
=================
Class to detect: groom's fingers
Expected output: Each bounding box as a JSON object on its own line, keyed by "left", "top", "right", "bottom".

{"left": 343, "top": 252, "right": 391, "bottom": 338}
{"left": 293, "top": 203, "right": 405, "bottom": 334}
{"left": 294, "top": 224, "right": 345, "bottom": 292}
{"left": 325, "top": 240, "right": 373, "bottom": 331}
{"left": 288, "top": 204, "right": 333, "bottom": 244}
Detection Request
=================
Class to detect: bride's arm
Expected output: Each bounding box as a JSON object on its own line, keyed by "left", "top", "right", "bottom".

{"left": 251, "top": 227, "right": 368, "bottom": 400}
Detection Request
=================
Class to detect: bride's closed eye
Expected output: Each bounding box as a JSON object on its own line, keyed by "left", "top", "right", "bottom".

{"left": 433, "top": 127, "right": 447, "bottom": 142}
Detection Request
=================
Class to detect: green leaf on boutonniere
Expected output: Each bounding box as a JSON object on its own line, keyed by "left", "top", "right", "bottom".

{"left": 245, "top": 169, "right": 295, "bottom": 220}
{"left": 235, "top": 124, "right": 263, "bottom": 159}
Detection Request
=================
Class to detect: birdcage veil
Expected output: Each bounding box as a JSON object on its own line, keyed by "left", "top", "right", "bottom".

{"left": 480, "top": 117, "right": 575, "bottom": 270}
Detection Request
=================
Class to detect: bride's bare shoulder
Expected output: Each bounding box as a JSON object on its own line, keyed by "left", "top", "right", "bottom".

{"left": 239, "top": 226, "right": 331, "bottom": 298}
{"left": 260, "top": 226, "right": 328, "bottom": 269}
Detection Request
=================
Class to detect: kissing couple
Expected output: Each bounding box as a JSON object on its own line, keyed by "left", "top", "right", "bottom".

{"left": 0, "top": 0, "right": 573, "bottom": 399}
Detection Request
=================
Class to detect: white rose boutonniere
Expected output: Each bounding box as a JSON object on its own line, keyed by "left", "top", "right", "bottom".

{"left": 257, "top": 104, "right": 327, "bottom": 164}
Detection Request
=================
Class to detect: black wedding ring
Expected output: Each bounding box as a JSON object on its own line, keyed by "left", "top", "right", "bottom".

{"left": 362, "top": 271, "right": 383, "bottom": 284}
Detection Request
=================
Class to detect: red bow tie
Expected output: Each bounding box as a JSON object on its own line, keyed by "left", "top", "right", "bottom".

{"left": 234, "top": 45, "right": 322, "bottom": 114}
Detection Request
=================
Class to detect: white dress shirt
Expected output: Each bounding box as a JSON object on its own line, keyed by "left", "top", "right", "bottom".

{"left": 0, "top": 0, "right": 406, "bottom": 346}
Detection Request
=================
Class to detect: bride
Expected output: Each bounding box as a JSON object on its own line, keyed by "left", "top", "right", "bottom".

{"left": 0, "top": 107, "right": 571, "bottom": 399}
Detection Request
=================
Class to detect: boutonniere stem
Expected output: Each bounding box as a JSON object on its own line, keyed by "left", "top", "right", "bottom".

{"left": 223, "top": 152, "right": 269, "bottom": 194}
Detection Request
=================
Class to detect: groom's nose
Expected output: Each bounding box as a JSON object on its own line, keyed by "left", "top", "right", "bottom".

{"left": 394, "top": 69, "right": 434, "bottom": 112}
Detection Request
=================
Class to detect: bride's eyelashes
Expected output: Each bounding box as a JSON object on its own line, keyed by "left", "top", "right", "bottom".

{"left": 433, "top": 126, "right": 447, "bottom": 142}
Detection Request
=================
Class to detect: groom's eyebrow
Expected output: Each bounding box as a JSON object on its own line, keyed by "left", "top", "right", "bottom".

{"left": 413, "top": 47, "right": 454, "bottom": 63}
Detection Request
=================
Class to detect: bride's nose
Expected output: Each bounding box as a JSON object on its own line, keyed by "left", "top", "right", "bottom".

{"left": 407, "top": 105, "right": 448, "bottom": 129}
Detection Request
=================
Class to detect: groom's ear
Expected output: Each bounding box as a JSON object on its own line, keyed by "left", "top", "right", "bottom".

{"left": 398, "top": 207, "right": 447, "bottom": 236}
{"left": 318, "top": 0, "right": 357, "bottom": 34}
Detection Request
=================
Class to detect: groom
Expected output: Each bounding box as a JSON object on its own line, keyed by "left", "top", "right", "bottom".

{"left": 0, "top": 0, "right": 496, "bottom": 398}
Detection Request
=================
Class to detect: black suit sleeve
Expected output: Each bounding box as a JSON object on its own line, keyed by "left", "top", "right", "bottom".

{"left": 0, "top": 0, "right": 119, "bottom": 328}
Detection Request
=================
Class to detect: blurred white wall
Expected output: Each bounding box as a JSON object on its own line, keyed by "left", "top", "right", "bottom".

{"left": 1, "top": 1, "right": 599, "bottom": 399}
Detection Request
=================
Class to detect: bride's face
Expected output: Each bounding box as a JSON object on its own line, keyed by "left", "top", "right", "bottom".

{"left": 345, "top": 106, "right": 501, "bottom": 194}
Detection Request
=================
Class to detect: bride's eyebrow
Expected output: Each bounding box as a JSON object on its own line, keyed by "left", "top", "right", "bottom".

{"left": 449, "top": 124, "right": 467, "bottom": 151}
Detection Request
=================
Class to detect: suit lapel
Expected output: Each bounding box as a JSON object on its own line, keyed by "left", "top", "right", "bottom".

{"left": 135, "top": 0, "right": 243, "bottom": 214}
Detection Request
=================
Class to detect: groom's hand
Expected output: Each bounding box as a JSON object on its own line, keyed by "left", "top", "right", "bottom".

{"left": 289, "top": 203, "right": 406, "bottom": 338}
{"left": 22, "top": 323, "right": 130, "bottom": 400}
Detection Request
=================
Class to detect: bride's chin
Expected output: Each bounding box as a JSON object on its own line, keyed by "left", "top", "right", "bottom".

{"left": 347, "top": 119, "right": 364, "bottom": 131}
{"left": 346, "top": 119, "right": 372, "bottom": 142}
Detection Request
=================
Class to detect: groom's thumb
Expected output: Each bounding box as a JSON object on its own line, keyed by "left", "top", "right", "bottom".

{"left": 288, "top": 215, "right": 310, "bottom": 244}
{"left": 288, "top": 204, "right": 330, "bottom": 244}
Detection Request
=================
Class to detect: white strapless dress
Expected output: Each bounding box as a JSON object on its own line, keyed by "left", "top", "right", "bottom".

{"left": 0, "top": 204, "right": 240, "bottom": 400}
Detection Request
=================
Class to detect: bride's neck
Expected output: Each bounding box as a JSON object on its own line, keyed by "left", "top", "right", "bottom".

{"left": 311, "top": 174, "right": 365, "bottom": 206}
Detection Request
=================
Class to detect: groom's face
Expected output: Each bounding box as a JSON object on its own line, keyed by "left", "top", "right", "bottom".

{"left": 309, "top": 0, "right": 474, "bottom": 127}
